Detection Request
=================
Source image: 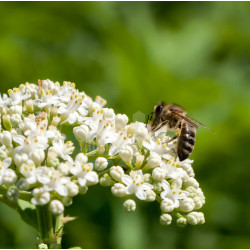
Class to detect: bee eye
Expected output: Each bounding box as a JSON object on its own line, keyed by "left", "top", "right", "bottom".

{"left": 156, "top": 105, "right": 163, "bottom": 113}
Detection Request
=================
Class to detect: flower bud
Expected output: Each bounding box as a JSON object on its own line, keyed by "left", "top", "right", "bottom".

{"left": 3, "top": 114, "right": 11, "bottom": 130}
{"left": 135, "top": 154, "right": 144, "bottom": 169}
{"left": 115, "top": 114, "right": 128, "bottom": 130}
{"left": 57, "top": 162, "right": 70, "bottom": 175}
{"left": 103, "top": 108, "right": 115, "bottom": 119}
{"left": 99, "top": 173, "right": 114, "bottom": 186}
{"left": 179, "top": 198, "right": 195, "bottom": 212}
{"left": 73, "top": 125, "right": 89, "bottom": 141}
{"left": 50, "top": 200, "right": 64, "bottom": 215}
{"left": 94, "top": 157, "right": 108, "bottom": 171}
{"left": 143, "top": 173, "right": 153, "bottom": 184}
{"left": 160, "top": 213, "right": 172, "bottom": 226}
{"left": 123, "top": 199, "right": 136, "bottom": 212}
{"left": 2, "top": 169, "right": 17, "bottom": 186}
{"left": 147, "top": 152, "right": 162, "bottom": 168}
{"left": 38, "top": 243, "right": 48, "bottom": 249}
{"left": 119, "top": 146, "right": 133, "bottom": 163}
{"left": 0, "top": 149, "right": 8, "bottom": 160}
{"left": 177, "top": 217, "right": 187, "bottom": 227}
{"left": 14, "top": 153, "right": 28, "bottom": 167}
{"left": 86, "top": 171, "right": 99, "bottom": 186}
{"left": 145, "top": 190, "right": 156, "bottom": 202}
{"left": 1, "top": 131, "right": 12, "bottom": 147}
{"left": 110, "top": 166, "right": 124, "bottom": 182}
{"left": 161, "top": 198, "right": 175, "bottom": 213}
{"left": 9, "top": 105, "right": 22, "bottom": 115}
{"left": 152, "top": 167, "right": 165, "bottom": 182}
{"left": 111, "top": 183, "right": 127, "bottom": 197}
{"left": 62, "top": 197, "right": 73, "bottom": 207}
{"left": 75, "top": 153, "right": 88, "bottom": 165}
{"left": 30, "top": 148, "right": 45, "bottom": 165}
{"left": 186, "top": 212, "right": 205, "bottom": 225}
{"left": 79, "top": 185, "right": 88, "bottom": 194}
{"left": 7, "top": 188, "right": 19, "bottom": 201}
{"left": 184, "top": 177, "right": 199, "bottom": 189}
{"left": 193, "top": 196, "right": 205, "bottom": 210}
{"left": 10, "top": 114, "right": 21, "bottom": 128}
{"left": 134, "top": 125, "right": 148, "bottom": 143}
{"left": 66, "top": 182, "right": 79, "bottom": 197}
{"left": 16, "top": 178, "right": 30, "bottom": 191}
{"left": 26, "top": 100, "right": 34, "bottom": 113}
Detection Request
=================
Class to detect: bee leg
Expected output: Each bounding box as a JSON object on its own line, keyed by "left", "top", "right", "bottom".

{"left": 151, "top": 120, "right": 169, "bottom": 132}
{"left": 163, "top": 136, "right": 177, "bottom": 144}
{"left": 163, "top": 128, "right": 181, "bottom": 144}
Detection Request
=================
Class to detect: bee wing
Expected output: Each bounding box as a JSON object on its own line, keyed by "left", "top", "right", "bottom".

{"left": 185, "top": 114, "right": 216, "bottom": 133}
{"left": 172, "top": 112, "right": 199, "bottom": 129}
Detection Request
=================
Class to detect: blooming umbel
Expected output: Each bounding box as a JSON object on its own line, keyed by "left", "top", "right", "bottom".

{"left": 0, "top": 79, "right": 205, "bottom": 231}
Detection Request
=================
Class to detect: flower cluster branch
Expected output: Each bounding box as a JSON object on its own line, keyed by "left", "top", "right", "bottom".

{"left": 0, "top": 79, "right": 205, "bottom": 245}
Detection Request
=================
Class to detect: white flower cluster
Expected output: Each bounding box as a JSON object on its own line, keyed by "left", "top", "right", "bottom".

{"left": 0, "top": 79, "right": 205, "bottom": 225}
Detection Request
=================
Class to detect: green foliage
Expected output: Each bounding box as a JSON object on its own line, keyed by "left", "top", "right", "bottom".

{"left": 0, "top": 2, "right": 250, "bottom": 248}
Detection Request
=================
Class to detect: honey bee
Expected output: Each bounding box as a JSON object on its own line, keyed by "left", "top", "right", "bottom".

{"left": 149, "top": 102, "right": 214, "bottom": 161}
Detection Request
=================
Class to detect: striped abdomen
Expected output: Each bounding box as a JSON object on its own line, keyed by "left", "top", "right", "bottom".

{"left": 177, "top": 123, "right": 196, "bottom": 161}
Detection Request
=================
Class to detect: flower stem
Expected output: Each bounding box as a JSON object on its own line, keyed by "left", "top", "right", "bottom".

{"left": 36, "top": 205, "right": 55, "bottom": 247}
{"left": 55, "top": 213, "right": 64, "bottom": 245}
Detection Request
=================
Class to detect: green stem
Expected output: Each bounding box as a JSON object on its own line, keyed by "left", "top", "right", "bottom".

{"left": 36, "top": 205, "right": 55, "bottom": 246}
{"left": 85, "top": 149, "right": 97, "bottom": 157}
{"left": 55, "top": 213, "right": 64, "bottom": 245}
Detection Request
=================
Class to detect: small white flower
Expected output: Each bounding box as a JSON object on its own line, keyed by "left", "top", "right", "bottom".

{"left": 119, "top": 146, "right": 133, "bottom": 163}
{"left": 179, "top": 198, "right": 195, "bottom": 212}
{"left": 52, "top": 139, "right": 74, "bottom": 161}
{"left": 94, "top": 157, "right": 108, "bottom": 171}
{"left": 160, "top": 213, "right": 172, "bottom": 226}
{"left": 135, "top": 153, "right": 144, "bottom": 169}
{"left": 123, "top": 199, "right": 136, "bottom": 212}
{"left": 160, "top": 198, "right": 175, "bottom": 213}
{"left": 110, "top": 166, "right": 124, "bottom": 182}
{"left": 144, "top": 190, "right": 156, "bottom": 202}
{"left": 50, "top": 200, "right": 64, "bottom": 215}
{"left": 161, "top": 180, "right": 188, "bottom": 208}
{"left": 122, "top": 170, "right": 154, "bottom": 200}
{"left": 109, "top": 129, "right": 132, "bottom": 156}
{"left": 71, "top": 161, "right": 98, "bottom": 187}
{"left": 152, "top": 167, "right": 165, "bottom": 182}
{"left": 161, "top": 160, "right": 187, "bottom": 180}
{"left": 31, "top": 187, "right": 50, "bottom": 205}
{"left": 36, "top": 167, "right": 70, "bottom": 196}
{"left": 115, "top": 114, "right": 129, "bottom": 130}
{"left": 186, "top": 212, "right": 205, "bottom": 225}
{"left": 111, "top": 183, "right": 127, "bottom": 197}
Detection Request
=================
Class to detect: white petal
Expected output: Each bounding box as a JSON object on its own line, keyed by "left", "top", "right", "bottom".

{"left": 78, "top": 177, "right": 87, "bottom": 186}
{"left": 55, "top": 185, "right": 68, "bottom": 196}
{"left": 122, "top": 175, "right": 132, "bottom": 185}
{"left": 136, "top": 190, "right": 146, "bottom": 200}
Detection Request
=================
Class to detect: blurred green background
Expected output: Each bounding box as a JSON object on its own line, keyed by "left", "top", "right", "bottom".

{"left": 0, "top": 2, "right": 250, "bottom": 248}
